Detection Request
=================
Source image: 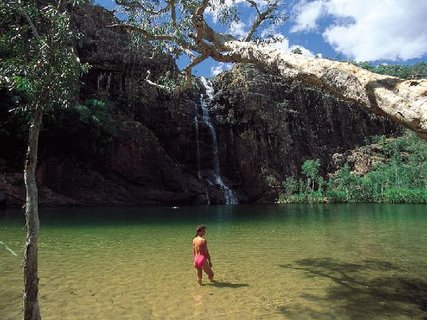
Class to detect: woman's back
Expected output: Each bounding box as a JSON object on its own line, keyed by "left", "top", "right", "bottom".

{"left": 193, "top": 236, "right": 206, "bottom": 255}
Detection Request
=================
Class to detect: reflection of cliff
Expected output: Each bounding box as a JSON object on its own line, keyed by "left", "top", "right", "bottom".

{"left": 0, "top": 5, "right": 400, "bottom": 208}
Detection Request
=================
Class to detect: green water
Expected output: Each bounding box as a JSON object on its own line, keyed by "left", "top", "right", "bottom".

{"left": 1, "top": 204, "right": 426, "bottom": 319}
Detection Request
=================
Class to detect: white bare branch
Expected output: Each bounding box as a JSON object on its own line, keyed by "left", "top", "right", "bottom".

{"left": 224, "top": 41, "right": 427, "bottom": 138}
{"left": 145, "top": 70, "right": 172, "bottom": 92}
{"left": 113, "top": 0, "right": 427, "bottom": 138}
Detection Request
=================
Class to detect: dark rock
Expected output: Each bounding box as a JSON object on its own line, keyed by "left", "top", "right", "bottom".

{"left": 0, "top": 173, "right": 25, "bottom": 207}
{"left": 0, "top": 190, "right": 6, "bottom": 208}
{"left": 0, "top": 6, "right": 401, "bottom": 208}
{"left": 211, "top": 64, "right": 400, "bottom": 202}
{"left": 331, "top": 143, "right": 387, "bottom": 176}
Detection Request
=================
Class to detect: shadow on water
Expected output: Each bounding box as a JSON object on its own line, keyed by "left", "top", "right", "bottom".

{"left": 203, "top": 281, "right": 249, "bottom": 288}
{"left": 279, "top": 258, "right": 427, "bottom": 319}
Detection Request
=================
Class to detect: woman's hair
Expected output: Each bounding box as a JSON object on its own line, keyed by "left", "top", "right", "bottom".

{"left": 195, "top": 224, "right": 206, "bottom": 237}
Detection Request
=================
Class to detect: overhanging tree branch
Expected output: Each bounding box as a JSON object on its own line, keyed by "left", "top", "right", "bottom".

{"left": 223, "top": 40, "right": 427, "bottom": 138}
{"left": 191, "top": 3, "right": 235, "bottom": 49}
{"left": 115, "top": 0, "right": 171, "bottom": 15}
{"left": 244, "top": 0, "right": 279, "bottom": 41}
{"left": 183, "top": 54, "right": 208, "bottom": 74}
{"left": 108, "top": 23, "right": 198, "bottom": 53}
{"left": 108, "top": 23, "right": 175, "bottom": 41}
{"left": 114, "top": 0, "right": 427, "bottom": 138}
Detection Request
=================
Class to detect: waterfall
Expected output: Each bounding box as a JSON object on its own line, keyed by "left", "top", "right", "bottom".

{"left": 194, "top": 77, "right": 238, "bottom": 205}
{"left": 194, "top": 111, "right": 201, "bottom": 178}
{"left": 205, "top": 187, "right": 211, "bottom": 205}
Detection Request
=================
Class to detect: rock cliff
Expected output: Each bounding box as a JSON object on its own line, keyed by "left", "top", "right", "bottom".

{"left": 211, "top": 64, "right": 399, "bottom": 202}
{"left": 0, "top": 5, "right": 401, "bottom": 208}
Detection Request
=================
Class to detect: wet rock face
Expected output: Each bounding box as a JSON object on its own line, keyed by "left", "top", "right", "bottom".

{"left": 0, "top": 6, "right": 402, "bottom": 208}
{"left": 0, "top": 4, "right": 215, "bottom": 208}
{"left": 69, "top": 5, "right": 203, "bottom": 172}
{"left": 211, "top": 65, "right": 401, "bottom": 202}
{"left": 60, "top": 5, "right": 215, "bottom": 206}
{"left": 70, "top": 4, "right": 177, "bottom": 102}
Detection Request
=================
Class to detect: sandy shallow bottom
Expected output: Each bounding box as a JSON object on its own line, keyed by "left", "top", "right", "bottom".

{"left": 1, "top": 204, "right": 426, "bottom": 319}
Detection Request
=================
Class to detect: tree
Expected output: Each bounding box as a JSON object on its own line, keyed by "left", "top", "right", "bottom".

{"left": 112, "top": 0, "right": 427, "bottom": 139}
{"left": 0, "top": 1, "right": 88, "bottom": 319}
{"left": 356, "top": 61, "right": 427, "bottom": 80}
{"left": 301, "top": 159, "right": 320, "bottom": 192}
{"left": 282, "top": 176, "right": 298, "bottom": 195}
{"left": 291, "top": 47, "right": 302, "bottom": 55}
{"left": 332, "top": 164, "right": 357, "bottom": 201}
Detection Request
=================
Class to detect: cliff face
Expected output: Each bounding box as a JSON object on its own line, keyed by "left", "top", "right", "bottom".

{"left": 211, "top": 65, "right": 400, "bottom": 202}
{"left": 0, "top": 6, "right": 401, "bottom": 208}
{"left": 57, "top": 5, "right": 230, "bottom": 206}
{"left": 0, "top": 5, "right": 213, "bottom": 207}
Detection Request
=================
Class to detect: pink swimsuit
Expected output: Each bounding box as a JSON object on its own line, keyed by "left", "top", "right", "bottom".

{"left": 194, "top": 242, "right": 207, "bottom": 269}
{"left": 194, "top": 254, "right": 207, "bottom": 269}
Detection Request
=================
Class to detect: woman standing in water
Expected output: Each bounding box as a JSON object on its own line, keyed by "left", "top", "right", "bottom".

{"left": 193, "top": 225, "right": 214, "bottom": 284}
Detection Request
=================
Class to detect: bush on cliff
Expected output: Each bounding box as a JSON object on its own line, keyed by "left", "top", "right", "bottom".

{"left": 278, "top": 131, "right": 427, "bottom": 204}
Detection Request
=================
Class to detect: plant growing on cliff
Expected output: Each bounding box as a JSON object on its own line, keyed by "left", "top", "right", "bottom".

{"left": 41, "top": 98, "right": 117, "bottom": 161}
{"left": 0, "top": 1, "right": 88, "bottom": 318}
{"left": 355, "top": 61, "right": 427, "bottom": 80}
{"left": 301, "top": 159, "right": 320, "bottom": 192}
{"left": 279, "top": 132, "right": 427, "bottom": 204}
{"left": 281, "top": 159, "right": 325, "bottom": 203}
{"left": 111, "top": 0, "right": 426, "bottom": 139}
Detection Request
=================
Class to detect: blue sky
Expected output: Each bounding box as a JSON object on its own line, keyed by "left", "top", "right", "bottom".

{"left": 96, "top": 0, "right": 427, "bottom": 77}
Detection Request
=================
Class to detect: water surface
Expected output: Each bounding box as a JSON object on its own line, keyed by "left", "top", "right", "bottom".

{"left": 1, "top": 204, "right": 426, "bottom": 319}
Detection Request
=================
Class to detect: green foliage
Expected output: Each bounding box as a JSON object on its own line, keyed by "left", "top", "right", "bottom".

{"left": 209, "top": 1, "right": 239, "bottom": 26}
{"left": 157, "top": 71, "right": 199, "bottom": 92}
{"left": 0, "top": 1, "right": 91, "bottom": 164}
{"left": 302, "top": 159, "right": 320, "bottom": 179}
{"left": 0, "top": 88, "right": 29, "bottom": 168}
{"left": 302, "top": 159, "right": 320, "bottom": 191}
{"left": 0, "top": 0, "right": 91, "bottom": 156}
{"left": 383, "top": 188, "right": 427, "bottom": 204}
{"left": 116, "top": 0, "right": 287, "bottom": 71}
{"left": 282, "top": 177, "right": 298, "bottom": 195}
{"left": 0, "top": 0, "right": 89, "bottom": 112}
{"left": 0, "top": 0, "right": 117, "bottom": 165}
{"left": 353, "top": 61, "right": 427, "bottom": 79}
{"left": 0, "top": 95, "right": 117, "bottom": 166}
{"left": 75, "top": 99, "right": 115, "bottom": 132}
{"left": 40, "top": 99, "right": 117, "bottom": 161}
{"left": 331, "top": 164, "right": 361, "bottom": 201}
{"left": 324, "top": 189, "right": 347, "bottom": 203}
{"left": 291, "top": 48, "right": 302, "bottom": 55}
{"left": 278, "top": 159, "right": 326, "bottom": 203}
{"left": 278, "top": 132, "right": 427, "bottom": 204}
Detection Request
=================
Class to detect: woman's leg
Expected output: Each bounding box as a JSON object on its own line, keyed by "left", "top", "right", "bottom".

{"left": 203, "top": 262, "right": 214, "bottom": 281}
{"left": 196, "top": 267, "right": 203, "bottom": 284}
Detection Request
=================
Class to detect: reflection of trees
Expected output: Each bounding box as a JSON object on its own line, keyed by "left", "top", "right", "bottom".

{"left": 280, "top": 258, "right": 427, "bottom": 319}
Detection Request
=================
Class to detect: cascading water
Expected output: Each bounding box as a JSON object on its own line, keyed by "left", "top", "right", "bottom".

{"left": 194, "top": 111, "right": 201, "bottom": 179}
{"left": 193, "top": 77, "right": 238, "bottom": 205}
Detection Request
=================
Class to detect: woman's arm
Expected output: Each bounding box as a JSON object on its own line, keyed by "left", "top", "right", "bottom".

{"left": 205, "top": 240, "right": 212, "bottom": 267}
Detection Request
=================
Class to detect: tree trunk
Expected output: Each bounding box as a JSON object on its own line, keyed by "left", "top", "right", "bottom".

{"left": 224, "top": 41, "right": 427, "bottom": 139}
{"left": 23, "top": 109, "right": 43, "bottom": 320}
